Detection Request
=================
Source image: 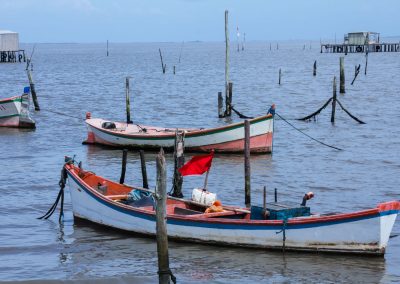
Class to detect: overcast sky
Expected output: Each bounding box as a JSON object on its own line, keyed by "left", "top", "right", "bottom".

{"left": 1, "top": 0, "right": 399, "bottom": 43}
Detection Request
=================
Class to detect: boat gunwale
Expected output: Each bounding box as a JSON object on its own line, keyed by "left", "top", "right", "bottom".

{"left": 0, "top": 96, "right": 22, "bottom": 104}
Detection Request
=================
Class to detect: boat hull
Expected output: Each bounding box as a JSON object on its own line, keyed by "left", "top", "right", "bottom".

{"left": 66, "top": 166, "right": 399, "bottom": 255}
{"left": 83, "top": 114, "right": 274, "bottom": 153}
{"left": 0, "top": 95, "right": 35, "bottom": 128}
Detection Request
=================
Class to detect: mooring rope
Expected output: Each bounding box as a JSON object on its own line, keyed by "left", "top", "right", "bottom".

{"left": 38, "top": 164, "right": 68, "bottom": 223}
{"left": 45, "top": 109, "right": 83, "bottom": 120}
{"left": 158, "top": 269, "right": 177, "bottom": 284}
{"left": 230, "top": 105, "right": 254, "bottom": 119}
{"left": 276, "top": 219, "right": 287, "bottom": 252}
{"left": 276, "top": 113, "right": 343, "bottom": 151}
{"left": 297, "top": 97, "right": 333, "bottom": 121}
{"left": 336, "top": 99, "right": 366, "bottom": 124}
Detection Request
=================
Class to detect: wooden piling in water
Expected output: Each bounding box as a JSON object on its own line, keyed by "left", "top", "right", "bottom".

{"left": 173, "top": 65, "right": 176, "bottom": 75}
{"left": 218, "top": 92, "right": 224, "bottom": 118}
{"left": 244, "top": 120, "right": 251, "bottom": 208}
{"left": 278, "top": 69, "right": 282, "bottom": 85}
{"left": 26, "top": 67, "right": 40, "bottom": 111}
{"left": 364, "top": 51, "right": 368, "bottom": 75}
{"left": 313, "top": 60, "right": 317, "bottom": 76}
{"left": 159, "top": 48, "right": 166, "bottom": 74}
{"left": 331, "top": 76, "right": 337, "bottom": 124}
{"left": 172, "top": 130, "right": 185, "bottom": 198}
{"left": 139, "top": 150, "right": 149, "bottom": 189}
{"left": 340, "top": 57, "right": 345, "bottom": 93}
{"left": 263, "top": 186, "right": 266, "bottom": 211}
{"left": 224, "top": 82, "right": 233, "bottom": 116}
{"left": 155, "top": 148, "right": 173, "bottom": 284}
{"left": 274, "top": 188, "right": 277, "bottom": 203}
{"left": 119, "top": 149, "right": 128, "bottom": 184}
{"left": 106, "top": 40, "right": 109, "bottom": 56}
{"left": 125, "top": 77, "right": 132, "bottom": 124}
{"left": 224, "top": 10, "right": 230, "bottom": 116}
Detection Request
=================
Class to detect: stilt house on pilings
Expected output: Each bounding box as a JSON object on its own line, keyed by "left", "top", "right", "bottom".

{"left": 0, "top": 30, "right": 25, "bottom": 63}
{"left": 321, "top": 32, "right": 399, "bottom": 53}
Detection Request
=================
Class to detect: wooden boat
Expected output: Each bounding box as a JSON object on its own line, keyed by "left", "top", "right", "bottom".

{"left": 83, "top": 112, "right": 274, "bottom": 153}
{"left": 0, "top": 87, "right": 35, "bottom": 128}
{"left": 65, "top": 162, "right": 400, "bottom": 255}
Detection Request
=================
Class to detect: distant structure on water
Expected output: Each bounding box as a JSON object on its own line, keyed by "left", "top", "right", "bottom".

{"left": 0, "top": 30, "right": 26, "bottom": 63}
{"left": 321, "top": 31, "right": 399, "bottom": 53}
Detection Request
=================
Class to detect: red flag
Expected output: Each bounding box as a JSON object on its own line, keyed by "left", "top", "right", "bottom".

{"left": 179, "top": 151, "right": 214, "bottom": 176}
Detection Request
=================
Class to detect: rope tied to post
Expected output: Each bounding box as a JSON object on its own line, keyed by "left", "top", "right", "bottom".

{"left": 158, "top": 269, "right": 177, "bottom": 284}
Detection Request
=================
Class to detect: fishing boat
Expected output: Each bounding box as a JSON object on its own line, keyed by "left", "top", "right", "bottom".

{"left": 0, "top": 87, "right": 35, "bottom": 128}
{"left": 83, "top": 108, "right": 275, "bottom": 153}
{"left": 64, "top": 161, "right": 399, "bottom": 256}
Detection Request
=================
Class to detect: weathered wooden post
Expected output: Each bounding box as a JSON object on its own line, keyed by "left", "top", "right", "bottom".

{"left": 218, "top": 92, "right": 224, "bottom": 118}
{"left": 313, "top": 60, "right": 317, "bottom": 76}
{"left": 139, "top": 150, "right": 149, "bottom": 188}
{"left": 125, "top": 77, "right": 132, "bottom": 124}
{"left": 26, "top": 59, "right": 40, "bottom": 111}
{"left": 159, "top": 48, "right": 166, "bottom": 74}
{"left": 339, "top": 57, "right": 345, "bottom": 93}
{"left": 244, "top": 120, "right": 251, "bottom": 208}
{"left": 172, "top": 130, "right": 185, "bottom": 198}
{"left": 120, "top": 149, "right": 128, "bottom": 184}
{"left": 224, "top": 10, "right": 230, "bottom": 117}
{"left": 225, "top": 82, "right": 233, "bottom": 116}
{"left": 263, "top": 186, "right": 267, "bottom": 211}
{"left": 274, "top": 188, "right": 277, "bottom": 203}
{"left": 173, "top": 65, "right": 176, "bottom": 75}
{"left": 156, "top": 148, "right": 174, "bottom": 284}
{"left": 331, "top": 76, "right": 337, "bottom": 124}
{"left": 364, "top": 50, "right": 369, "bottom": 75}
{"left": 278, "top": 69, "right": 282, "bottom": 85}
{"left": 106, "top": 40, "right": 109, "bottom": 56}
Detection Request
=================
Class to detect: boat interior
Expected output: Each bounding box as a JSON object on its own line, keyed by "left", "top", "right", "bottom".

{"left": 76, "top": 167, "right": 250, "bottom": 220}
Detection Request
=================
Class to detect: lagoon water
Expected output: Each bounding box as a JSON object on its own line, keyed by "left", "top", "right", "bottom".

{"left": 0, "top": 41, "right": 399, "bottom": 283}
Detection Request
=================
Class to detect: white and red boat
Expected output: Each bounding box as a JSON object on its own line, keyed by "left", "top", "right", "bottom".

{"left": 0, "top": 87, "right": 35, "bottom": 128}
{"left": 64, "top": 162, "right": 399, "bottom": 255}
{"left": 83, "top": 111, "right": 274, "bottom": 153}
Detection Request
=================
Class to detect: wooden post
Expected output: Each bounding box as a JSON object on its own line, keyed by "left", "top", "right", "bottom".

{"left": 274, "top": 188, "right": 277, "bottom": 203}
{"left": 119, "top": 149, "right": 128, "bottom": 184}
{"left": 159, "top": 48, "right": 166, "bottom": 74}
{"left": 26, "top": 68, "right": 40, "bottom": 111}
{"left": 172, "top": 130, "right": 185, "bottom": 198}
{"left": 106, "top": 40, "right": 109, "bottom": 56}
{"left": 313, "top": 60, "right": 317, "bottom": 76}
{"left": 339, "top": 57, "right": 345, "bottom": 93}
{"left": 225, "top": 82, "right": 233, "bottom": 116}
{"left": 244, "top": 120, "right": 251, "bottom": 208}
{"left": 173, "top": 65, "right": 176, "bottom": 75}
{"left": 224, "top": 10, "right": 230, "bottom": 117}
{"left": 263, "top": 186, "right": 266, "bottom": 211}
{"left": 364, "top": 51, "right": 368, "bottom": 75}
{"left": 125, "top": 77, "right": 132, "bottom": 124}
{"left": 156, "top": 148, "right": 172, "bottom": 284}
{"left": 139, "top": 150, "right": 149, "bottom": 189}
{"left": 331, "top": 76, "right": 337, "bottom": 124}
{"left": 278, "top": 69, "right": 281, "bottom": 85}
{"left": 218, "top": 92, "right": 224, "bottom": 118}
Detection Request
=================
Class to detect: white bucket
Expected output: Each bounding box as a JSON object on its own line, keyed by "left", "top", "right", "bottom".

{"left": 192, "top": 188, "right": 217, "bottom": 206}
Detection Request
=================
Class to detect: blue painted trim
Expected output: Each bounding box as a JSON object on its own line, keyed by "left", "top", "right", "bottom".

{"left": 67, "top": 170, "right": 398, "bottom": 231}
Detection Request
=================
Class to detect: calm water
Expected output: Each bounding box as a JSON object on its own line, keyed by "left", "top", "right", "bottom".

{"left": 1, "top": 41, "right": 399, "bottom": 283}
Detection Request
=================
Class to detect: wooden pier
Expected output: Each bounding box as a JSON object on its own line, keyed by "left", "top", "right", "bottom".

{"left": 321, "top": 43, "right": 400, "bottom": 53}
{"left": 0, "top": 49, "right": 26, "bottom": 63}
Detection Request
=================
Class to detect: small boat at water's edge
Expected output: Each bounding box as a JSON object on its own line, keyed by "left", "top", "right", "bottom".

{"left": 0, "top": 87, "right": 35, "bottom": 128}
{"left": 83, "top": 111, "right": 274, "bottom": 153}
{"left": 65, "top": 162, "right": 399, "bottom": 255}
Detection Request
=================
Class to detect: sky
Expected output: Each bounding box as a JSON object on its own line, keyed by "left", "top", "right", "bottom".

{"left": 1, "top": 0, "right": 399, "bottom": 43}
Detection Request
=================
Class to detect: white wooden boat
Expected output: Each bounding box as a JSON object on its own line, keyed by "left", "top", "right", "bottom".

{"left": 65, "top": 162, "right": 400, "bottom": 255}
{"left": 0, "top": 87, "right": 35, "bottom": 128}
{"left": 83, "top": 112, "right": 274, "bottom": 153}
